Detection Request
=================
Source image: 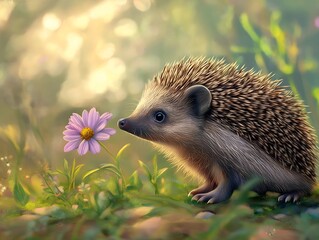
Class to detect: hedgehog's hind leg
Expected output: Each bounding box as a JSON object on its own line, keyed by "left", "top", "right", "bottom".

{"left": 278, "top": 192, "right": 305, "bottom": 203}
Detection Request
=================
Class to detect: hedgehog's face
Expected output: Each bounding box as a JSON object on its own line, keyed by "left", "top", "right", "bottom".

{"left": 118, "top": 84, "right": 212, "bottom": 146}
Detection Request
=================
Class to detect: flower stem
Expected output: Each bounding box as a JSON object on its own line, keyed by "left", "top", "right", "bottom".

{"left": 98, "top": 141, "right": 126, "bottom": 194}
{"left": 98, "top": 141, "right": 116, "bottom": 162}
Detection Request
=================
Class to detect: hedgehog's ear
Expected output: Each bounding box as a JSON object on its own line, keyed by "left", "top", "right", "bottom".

{"left": 184, "top": 85, "right": 212, "bottom": 116}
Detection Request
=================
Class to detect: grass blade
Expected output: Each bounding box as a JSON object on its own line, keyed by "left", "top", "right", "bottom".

{"left": 83, "top": 164, "right": 121, "bottom": 180}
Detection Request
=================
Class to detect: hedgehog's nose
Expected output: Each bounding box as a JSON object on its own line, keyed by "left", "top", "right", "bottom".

{"left": 118, "top": 118, "right": 127, "bottom": 129}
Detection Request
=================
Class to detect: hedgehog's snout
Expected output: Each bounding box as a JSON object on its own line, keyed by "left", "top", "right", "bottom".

{"left": 118, "top": 116, "right": 152, "bottom": 140}
{"left": 118, "top": 118, "right": 130, "bottom": 131}
{"left": 118, "top": 117, "right": 137, "bottom": 135}
{"left": 118, "top": 118, "right": 127, "bottom": 128}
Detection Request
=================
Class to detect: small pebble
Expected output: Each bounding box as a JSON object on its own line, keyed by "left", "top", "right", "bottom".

{"left": 33, "top": 205, "right": 60, "bottom": 215}
{"left": 16, "top": 214, "right": 41, "bottom": 221}
{"left": 195, "top": 211, "right": 215, "bottom": 219}
{"left": 272, "top": 213, "right": 287, "bottom": 220}
{"left": 115, "top": 206, "right": 154, "bottom": 219}
{"left": 133, "top": 217, "right": 162, "bottom": 236}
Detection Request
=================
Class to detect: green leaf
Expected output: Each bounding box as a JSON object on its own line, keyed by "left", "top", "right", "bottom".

{"left": 277, "top": 60, "right": 294, "bottom": 74}
{"left": 82, "top": 164, "right": 121, "bottom": 181}
{"left": 71, "top": 159, "right": 84, "bottom": 179}
{"left": 126, "top": 170, "right": 143, "bottom": 191}
{"left": 0, "top": 125, "right": 20, "bottom": 152}
{"left": 115, "top": 144, "right": 130, "bottom": 161}
{"left": 152, "top": 155, "right": 158, "bottom": 178}
{"left": 74, "top": 164, "right": 84, "bottom": 178}
{"left": 138, "top": 160, "right": 152, "bottom": 182}
{"left": 240, "top": 13, "right": 259, "bottom": 43}
{"left": 67, "top": 159, "right": 84, "bottom": 190}
{"left": 13, "top": 180, "right": 29, "bottom": 206}
{"left": 270, "top": 11, "right": 286, "bottom": 56}
{"left": 55, "top": 169, "right": 66, "bottom": 176}
{"left": 83, "top": 169, "right": 101, "bottom": 180}
{"left": 63, "top": 159, "right": 69, "bottom": 172}
{"left": 313, "top": 88, "right": 319, "bottom": 104}
{"left": 157, "top": 168, "right": 168, "bottom": 178}
{"left": 71, "top": 159, "right": 76, "bottom": 173}
{"left": 259, "top": 38, "right": 273, "bottom": 57}
{"left": 104, "top": 168, "right": 122, "bottom": 178}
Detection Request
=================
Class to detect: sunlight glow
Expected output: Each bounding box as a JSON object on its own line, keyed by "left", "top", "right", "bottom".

{"left": 42, "top": 13, "right": 61, "bottom": 31}
{"left": 89, "top": 0, "right": 127, "bottom": 22}
{"left": 114, "top": 19, "right": 137, "bottom": 37}
{"left": 18, "top": 53, "right": 40, "bottom": 80}
{"left": 87, "top": 58, "right": 126, "bottom": 94}
{"left": 96, "top": 42, "right": 115, "bottom": 60}
{"left": 69, "top": 14, "right": 90, "bottom": 30}
{"left": 63, "top": 33, "right": 83, "bottom": 61}
{"left": 58, "top": 58, "right": 127, "bottom": 106}
{"left": 0, "top": 0, "right": 15, "bottom": 28}
{"left": 133, "top": 0, "right": 151, "bottom": 12}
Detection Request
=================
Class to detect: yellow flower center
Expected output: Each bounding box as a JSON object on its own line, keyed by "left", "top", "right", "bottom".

{"left": 80, "top": 127, "right": 94, "bottom": 140}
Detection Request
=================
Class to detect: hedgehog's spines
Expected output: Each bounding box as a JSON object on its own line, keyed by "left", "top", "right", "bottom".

{"left": 153, "top": 57, "right": 317, "bottom": 182}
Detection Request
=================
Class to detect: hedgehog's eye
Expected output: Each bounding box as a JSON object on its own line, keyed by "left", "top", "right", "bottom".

{"left": 154, "top": 111, "right": 166, "bottom": 123}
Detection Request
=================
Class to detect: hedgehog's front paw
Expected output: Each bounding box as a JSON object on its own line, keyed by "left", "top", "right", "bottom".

{"left": 191, "top": 182, "right": 233, "bottom": 204}
{"left": 278, "top": 192, "right": 304, "bottom": 203}
{"left": 192, "top": 189, "right": 230, "bottom": 204}
{"left": 188, "top": 182, "right": 216, "bottom": 197}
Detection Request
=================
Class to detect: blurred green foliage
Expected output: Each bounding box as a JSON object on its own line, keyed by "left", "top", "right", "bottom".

{"left": 0, "top": 0, "right": 319, "bottom": 171}
{"left": 0, "top": 0, "right": 319, "bottom": 239}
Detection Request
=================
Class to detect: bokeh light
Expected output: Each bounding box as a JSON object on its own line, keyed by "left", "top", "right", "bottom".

{"left": 0, "top": 0, "right": 15, "bottom": 28}
{"left": 0, "top": 0, "right": 318, "bottom": 177}
{"left": 42, "top": 13, "right": 61, "bottom": 31}
{"left": 133, "top": 0, "right": 152, "bottom": 12}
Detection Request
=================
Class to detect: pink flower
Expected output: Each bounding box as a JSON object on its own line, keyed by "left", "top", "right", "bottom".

{"left": 63, "top": 108, "right": 116, "bottom": 155}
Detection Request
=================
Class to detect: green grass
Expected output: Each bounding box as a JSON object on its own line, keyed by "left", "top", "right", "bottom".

{"left": 1, "top": 142, "right": 319, "bottom": 239}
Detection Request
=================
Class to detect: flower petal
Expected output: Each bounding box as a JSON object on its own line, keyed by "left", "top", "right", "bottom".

{"left": 63, "top": 134, "right": 81, "bottom": 141}
{"left": 94, "top": 128, "right": 116, "bottom": 140}
{"left": 94, "top": 132, "right": 110, "bottom": 141}
{"left": 70, "top": 113, "right": 84, "bottom": 128}
{"left": 65, "top": 123, "right": 80, "bottom": 130}
{"left": 88, "top": 108, "right": 99, "bottom": 129}
{"left": 89, "top": 139, "right": 100, "bottom": 154}
{"left": 95, "top": 112, "right": 112, "bottom": 130}
{"left": 65, "top": 124, "right": 75, "bottom": 130}
{"left": 63, "top": 129, "right": 80, "bottom": 137}
{"left": 95, "top": 119, "right": 107, "bottom": 132}
{"left": 82, "top": 110, "right": 89, "bottom": 127}
{"left": 78, "top": 140, "right": 89, "bottom": 155}
{"left": 104, "top": 128, "right": 116, "bottom": 135}
{"left": 64, "top": 139, "right": 81, "bottom": 152}
{"left": 100, "top": 112, "right": 112, "bottom": 122}
{"left": 66, "top": 122, "right": 82, "bottom": 132}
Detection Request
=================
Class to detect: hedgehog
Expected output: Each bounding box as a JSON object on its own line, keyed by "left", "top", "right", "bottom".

{"left": 118, "top": 57, "right": 318, "bottom": 204}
